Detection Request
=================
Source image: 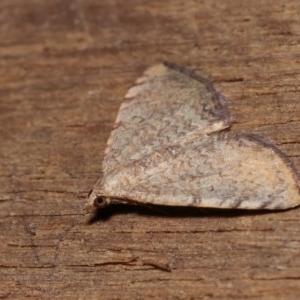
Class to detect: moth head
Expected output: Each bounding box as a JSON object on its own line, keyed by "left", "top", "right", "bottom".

{"left": 86, "top": 189, "right": 110, "bottom": 210}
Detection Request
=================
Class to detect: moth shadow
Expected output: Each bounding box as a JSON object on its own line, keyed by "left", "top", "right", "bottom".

{"left": 87, "top": 203, "right": 290, "bottom": 224}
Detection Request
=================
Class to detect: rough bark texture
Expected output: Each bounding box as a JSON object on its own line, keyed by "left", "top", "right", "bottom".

{"left": 1, "top": 1, "right": 300, "bottom": 299}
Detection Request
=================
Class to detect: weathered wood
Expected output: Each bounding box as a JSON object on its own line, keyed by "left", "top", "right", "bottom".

{"left": 1, "top": 0, "right": 300, "bottom": 299}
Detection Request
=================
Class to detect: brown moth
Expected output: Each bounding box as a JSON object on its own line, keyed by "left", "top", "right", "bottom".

{"left": 87, "top": 62, "right": 300, "bottom": 210}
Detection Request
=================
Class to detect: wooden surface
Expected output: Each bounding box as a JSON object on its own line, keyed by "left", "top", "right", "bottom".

{"left": 1, "top": 0, "right": 300, "bottom": 299}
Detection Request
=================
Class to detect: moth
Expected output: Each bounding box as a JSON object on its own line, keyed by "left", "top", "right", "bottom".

{"left": 87, "top": 62, "right": 300, "bottom": 211}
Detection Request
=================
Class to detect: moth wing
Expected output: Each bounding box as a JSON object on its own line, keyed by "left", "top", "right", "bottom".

{"left": 100, "top": 134, "right": 300, "bottom": 210}
{"left": 102, "top": 62, "right": 231, "bottom": 174}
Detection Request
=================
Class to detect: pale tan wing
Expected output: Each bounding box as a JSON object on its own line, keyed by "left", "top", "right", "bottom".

{"left": 102, "top": 62, "right": 231, "bottom": 174}
{"left": 100, "top": 134, "right": 300, "bottom": 210}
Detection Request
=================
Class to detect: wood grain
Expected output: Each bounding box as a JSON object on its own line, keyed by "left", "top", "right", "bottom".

{"left": 1, "top": 0, "right": 300, "bottom": 299}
